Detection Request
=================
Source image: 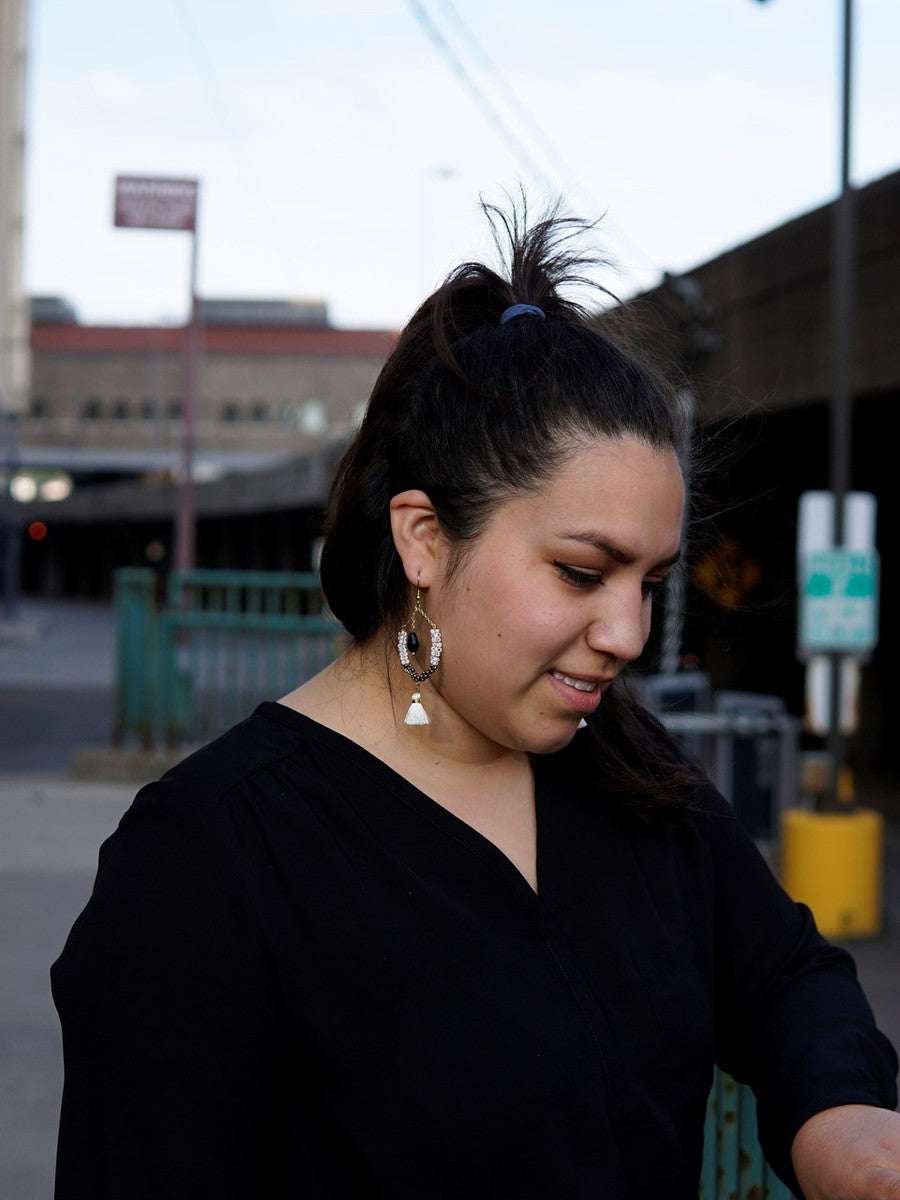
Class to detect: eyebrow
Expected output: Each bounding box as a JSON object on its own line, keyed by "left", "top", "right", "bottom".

{"left": 560, "top": 531, "right": 682, "bottom": 571}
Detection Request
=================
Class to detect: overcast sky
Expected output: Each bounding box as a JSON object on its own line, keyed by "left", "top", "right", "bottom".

{"left": 21, "top": 0, "right": 900, "bottom": 330}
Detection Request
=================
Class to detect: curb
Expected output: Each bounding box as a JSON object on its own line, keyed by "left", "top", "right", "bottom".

{"left": 69, "top": 745, "right": 189, "bottom": 785}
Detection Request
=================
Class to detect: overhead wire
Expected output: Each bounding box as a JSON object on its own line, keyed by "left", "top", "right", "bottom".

{"left": 168, "top": 0, "right": 297, "bottom": 277}
{"left": 433, "top": 0, "right": 589, "bottom": 205}
{"left": 406, "top": 0, "right": 558, "bottom": 196}
{"left": 408, "top": 0, "right": 666, "bottom": 290}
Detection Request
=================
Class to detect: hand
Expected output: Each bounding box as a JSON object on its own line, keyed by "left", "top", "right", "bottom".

{"left": 792, "top": 1104, "right": 900, "bottom": 1199}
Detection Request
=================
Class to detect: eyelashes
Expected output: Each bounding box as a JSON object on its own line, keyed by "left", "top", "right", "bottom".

{"left": 553, "top": 561, "right": 604, "bottom": 588}
{"left": 553, "top": 561, "right": 667, "bottom": 598}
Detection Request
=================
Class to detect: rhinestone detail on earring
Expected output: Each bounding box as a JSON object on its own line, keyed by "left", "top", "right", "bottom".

{"left": 397, "top": 589, "right": 442, "bottom": 725}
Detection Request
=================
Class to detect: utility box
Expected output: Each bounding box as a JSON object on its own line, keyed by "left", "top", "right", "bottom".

{"left": 630, "top": 670, "right": 712, "bottom": 769}
{"left": 713, "top": 691, "right": 800, "bottom": 846}
{"left": 633, "top": 674, "right": 801, "bottom": 850}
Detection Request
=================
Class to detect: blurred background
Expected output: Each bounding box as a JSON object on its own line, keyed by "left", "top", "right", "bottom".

{"left": 2, "top": 3, "right": 900, "bottom": 1195}
{"left": 3, "top": 0, "right": 900, "bottom": 786}
{"left": 2, "top": 0, "right": 900, "bottom": 780}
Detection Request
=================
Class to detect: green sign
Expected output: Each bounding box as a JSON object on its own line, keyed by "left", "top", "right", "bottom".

{"left": 799, "top": 548, "right": 879, "bottom": 652}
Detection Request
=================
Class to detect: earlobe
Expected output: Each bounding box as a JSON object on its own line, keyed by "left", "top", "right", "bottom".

{"left": 389, "top": 490, "right": 444, "bottom": 587}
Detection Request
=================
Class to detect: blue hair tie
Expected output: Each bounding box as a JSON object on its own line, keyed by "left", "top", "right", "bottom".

{"left": 499, "top": 303, "right": 546, "bottom": 325}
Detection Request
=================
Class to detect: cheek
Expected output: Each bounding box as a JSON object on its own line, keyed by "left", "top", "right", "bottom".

{"left": 448, "top": 570, "right": 542, "bottom": 660}
{"left": 486, "top": 580, "right": 569, "bottom": 656}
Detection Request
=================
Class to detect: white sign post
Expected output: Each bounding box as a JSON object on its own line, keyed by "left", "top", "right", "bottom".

{"left": 114, "top": 175, "right": 201, "bottom": 571}
{"left": 797, "top": 491, "right": 878, "bottom": 736}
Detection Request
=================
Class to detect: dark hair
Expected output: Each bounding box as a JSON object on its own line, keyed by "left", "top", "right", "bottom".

{"left": 319, "top": 196, "right": 699, "bottom": 812}
{"left": 321, "top": 196, "right": 691, "bottom": 640}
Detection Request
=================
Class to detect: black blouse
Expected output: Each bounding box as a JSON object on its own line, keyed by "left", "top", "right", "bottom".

{"left": 52, "top": 702, "right": 898, "bottom": 1199}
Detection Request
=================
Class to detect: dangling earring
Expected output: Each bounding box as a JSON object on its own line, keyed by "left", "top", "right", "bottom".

{"left": 397, "top": 585, "right": 442, "bottom": 725}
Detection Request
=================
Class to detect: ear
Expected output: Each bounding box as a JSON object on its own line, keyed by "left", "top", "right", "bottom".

{"left": 389, "top": 490, "right": 446, "bottom": 588}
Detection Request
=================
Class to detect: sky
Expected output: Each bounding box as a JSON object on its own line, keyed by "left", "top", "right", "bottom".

{"left": 20, "top": 0, "right": 900, "bottom": 332}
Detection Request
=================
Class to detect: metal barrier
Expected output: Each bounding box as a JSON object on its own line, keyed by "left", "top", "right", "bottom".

{"left": 113, "top": 567, "right": 160, "bottom": 749}
{"left": 113, "top": 567, "right": 346, "bottom": 749}
{"left": 631, "top": 672, "right": 802, "bottom": 850}
{"left": 701, "top": 1069, "right": 796, "bottom": 1199}
{"left": 659, "top": 705, "right": 801, "bottom": 850}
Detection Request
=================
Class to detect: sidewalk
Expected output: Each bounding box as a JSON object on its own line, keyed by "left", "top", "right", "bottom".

{"left": 0, "top": 599, "right": 137, "bottom": 1197}
{"left": 2, "top": 598, "right": 899, "bottom": 1198}
{"left": 0, "top": 776, "right": 135, "bottom": 1198}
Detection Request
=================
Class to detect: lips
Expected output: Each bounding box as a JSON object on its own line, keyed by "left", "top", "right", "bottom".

{"left": 548, "top": 669, "right": 605, "bottom": 716}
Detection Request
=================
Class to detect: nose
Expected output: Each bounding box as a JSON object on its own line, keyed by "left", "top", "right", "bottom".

{"left": 584, "top": 584, "right": 649, "bottom": 667}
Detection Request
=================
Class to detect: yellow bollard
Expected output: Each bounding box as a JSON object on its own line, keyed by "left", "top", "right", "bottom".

{"left": 780, "top": 807, "right": 885, "bottom": 939}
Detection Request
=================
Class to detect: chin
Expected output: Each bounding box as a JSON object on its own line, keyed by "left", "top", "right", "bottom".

{"left": 520, "top": 722, "right": 582, "bottom": 756}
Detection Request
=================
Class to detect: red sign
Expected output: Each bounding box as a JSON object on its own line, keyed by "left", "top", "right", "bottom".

{"left": 114, "top": 175, "right": 198, "bottom": 231}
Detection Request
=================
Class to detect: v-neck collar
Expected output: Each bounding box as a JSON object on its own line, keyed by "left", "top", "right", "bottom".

{"left": 256, "top": 700, "right": 549, "bottom": 901}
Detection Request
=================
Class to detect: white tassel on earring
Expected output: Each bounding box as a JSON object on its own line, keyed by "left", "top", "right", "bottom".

{"left": 404, "top": 691, "right": 430, "bottom": 725}
{"left": 397, "top": 590, "right": 442, "bottom": 726}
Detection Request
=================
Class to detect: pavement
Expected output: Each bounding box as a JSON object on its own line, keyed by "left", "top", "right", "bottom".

{"left": 1, "top": 598, "right": 899, "bottom": 1199}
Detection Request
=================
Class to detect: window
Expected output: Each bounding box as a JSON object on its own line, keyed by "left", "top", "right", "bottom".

{"left": 82, "top": 397, "right": 102, "bottom": 419}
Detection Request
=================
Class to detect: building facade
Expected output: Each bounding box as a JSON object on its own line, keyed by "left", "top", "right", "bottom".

{"left": 0, "top": 0, "right": 29, "bottom": 415}
{"left": 22, "top": 298, "right": 395, "bottom": 460}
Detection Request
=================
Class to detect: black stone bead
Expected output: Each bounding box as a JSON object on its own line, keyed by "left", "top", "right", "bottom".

{"left": 406, "top": 631, "right": 420, "bottom": 653}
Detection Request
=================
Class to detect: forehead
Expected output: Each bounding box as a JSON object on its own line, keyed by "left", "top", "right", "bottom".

{"left": 532, "top": 436, "right": 681, "bottom": 520}
{"left": 493, "top": 437, "right": 685, "bottom": 556}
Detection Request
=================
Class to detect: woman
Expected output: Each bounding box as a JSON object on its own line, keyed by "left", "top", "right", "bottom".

{"left": 52, "top": 201, "right": 899, "bottom": 1199}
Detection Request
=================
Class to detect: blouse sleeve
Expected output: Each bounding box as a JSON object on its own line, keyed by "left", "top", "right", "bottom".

{"left": 51, "top": 779, "right": 292, "bottom": 1199}
{"left": 705, "top": 786, "right": 899, "bottom": 1194}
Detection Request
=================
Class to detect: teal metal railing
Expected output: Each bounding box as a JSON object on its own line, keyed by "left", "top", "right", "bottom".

{"left": 113, "top": 568, "right": 160, "bottom": 749}
{"left": 113, "top": 567, "right": 346, "bottom": 750}
{"left": 700, "top": 1069, "right": 796, "bottom": 1199}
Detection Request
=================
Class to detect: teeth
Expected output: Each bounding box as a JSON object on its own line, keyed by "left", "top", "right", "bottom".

{"left": 552, "top": 670, "right": 597, "bottom": 693}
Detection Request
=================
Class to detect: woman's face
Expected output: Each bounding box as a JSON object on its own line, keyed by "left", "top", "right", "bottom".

{"left": 421, "top": 436, "right": 685, "bottom": 758}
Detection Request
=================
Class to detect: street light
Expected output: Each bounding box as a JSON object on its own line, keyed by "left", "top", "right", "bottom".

{"left": 755, "top": 0, "right": 857, "bottom": 806}
{"left": 0, "top": 413, "right": 21, "bottom": 620}
{"left": 826, "top": 0, "right": 857, "bottom": 807}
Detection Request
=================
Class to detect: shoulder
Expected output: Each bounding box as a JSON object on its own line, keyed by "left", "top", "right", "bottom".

{"left": 56, "top": 704, "right": 350, "bottom": 965}
{"left": 136, "top": 701, "right": 343, "bottom": 816}
{"left": 97, "top": 702, "right": 360, "bottom": 886}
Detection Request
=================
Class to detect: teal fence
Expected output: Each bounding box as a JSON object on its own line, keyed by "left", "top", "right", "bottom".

{"left": 113, "top": 567, "right": 346, "bottom": 750}
{"left": 700, "top": 1069, "right": 796, "bottom": 1199}
{"left": 112, "top": 568, "right": 797, "bottom": 1198}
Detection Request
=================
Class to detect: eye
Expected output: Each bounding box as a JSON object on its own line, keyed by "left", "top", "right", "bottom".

{"left": 642, "top": 577, "right": 667, "bottom": 600}
{"left": 554, "top": 561, "right": 605, "bottom": 589}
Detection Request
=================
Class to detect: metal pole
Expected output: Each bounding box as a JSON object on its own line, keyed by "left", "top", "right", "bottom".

{"left": 174, "top": 207, "right": 201, "bottom": 571}
{"left": 0, "top": 412, "right": 22, "bottom": 620}
{"left": 827, "top": 0, "right": 855, "bottom": 806}
{"left": 660, "top": 388, "right": 696, "bottom": 674}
